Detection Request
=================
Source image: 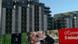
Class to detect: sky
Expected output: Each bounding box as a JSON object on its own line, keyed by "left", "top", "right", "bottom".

{"left": 40, "top": 0, "right": 78, "bottom": 16}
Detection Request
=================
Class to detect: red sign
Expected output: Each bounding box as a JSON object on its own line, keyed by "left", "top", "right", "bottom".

{"left": 58, "top": 28, "right": 78, "bottom": 44}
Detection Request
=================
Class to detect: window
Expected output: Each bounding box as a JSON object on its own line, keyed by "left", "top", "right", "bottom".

{"left": 5, "top": 8, "right": 12, "bottom": 34}
{"left": 34, "top": 5, "right": 39, "bottom": 31}
{"left": 21, "top": 7, "right": 27, "bottom": 32}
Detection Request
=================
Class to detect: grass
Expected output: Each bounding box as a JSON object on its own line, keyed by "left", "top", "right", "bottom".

{"left": 21, "top": 33, "right": 27, "bottom": 44}
{"left": 0, "top": 33, "right": 27, "bottom": 44}
{"left": 0, "top": 34, "right": 11, "bottom": 44}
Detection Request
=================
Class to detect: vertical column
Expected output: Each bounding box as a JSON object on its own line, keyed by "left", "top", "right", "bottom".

{"left": 66, "top": 17, "right": 72, "bottom": 28}
{"left": 18, "top": 6, "right": 22, "bottom": 33}
{"left": 12, "top": 9, "right": 16, "bottom": 33}
{"left": 74, "top": 18, "right": 77, "bottom": 28}
{"left": 32, "top": 5, "right": 35, "bottom": 32}
{"left": 39, "top": 7, "right": 42, "bottom": 31}
{"left": 0, "top": 0, "right": 2, "bottom": 44}
{"left": 1, "top": 8, "right": 6, "bottom": 35}
{"left": 43, "top": 15, "right": 47, "bottom": 31}
{"left": 0, "top": 0, "right": 2, "bottom": 35}
{"left": 69, "top": 18, "right": 73, "bottom": 28}
{"left": 27, "top": 7, "right": 30, "bottom": 32}
{"left": 65, "top": 18, "right": 70, "bottom": 28}
{"left": 73, "top": 16, "right": 77, "bottom": 28}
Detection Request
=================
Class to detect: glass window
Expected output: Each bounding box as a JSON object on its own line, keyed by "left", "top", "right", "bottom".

{"left": 21, "top": 7, "right": 27, "bottom": 33}
{"left": 6, "top": 8, "right": 12, "bottom": 34}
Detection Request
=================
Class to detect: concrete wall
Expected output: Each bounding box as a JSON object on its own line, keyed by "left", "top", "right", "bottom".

{"left": 0, "top": 0, "right": 2, "bottom": 35}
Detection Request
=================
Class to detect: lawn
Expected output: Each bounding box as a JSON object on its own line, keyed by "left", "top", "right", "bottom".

{"left": 0, "top": 33, "right": 27, "bottom": 44}
{"left": 21, "top": 33, "right": 27, "bottom": 44}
